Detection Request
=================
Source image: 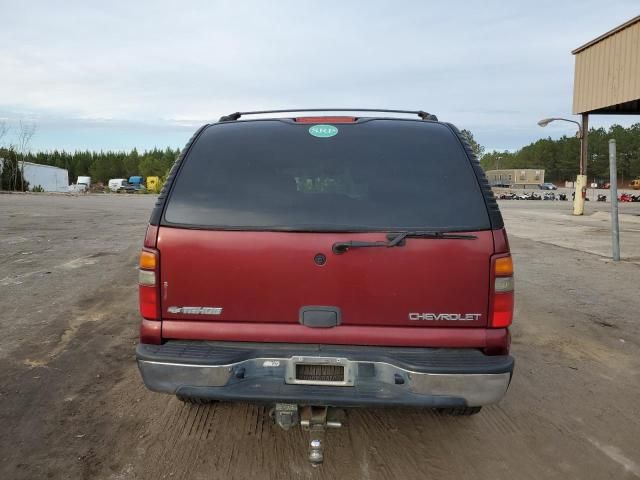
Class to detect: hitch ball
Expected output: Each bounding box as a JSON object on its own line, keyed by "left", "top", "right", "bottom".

{"left": 309, "top": 439, "right": 323, "bottom": 465}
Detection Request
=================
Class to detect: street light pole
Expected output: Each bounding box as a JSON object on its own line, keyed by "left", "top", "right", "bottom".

{"left": 577, "top": 113, "right": 589, "bottom": 215}
{"left": 537, "top": 116, "right": 588, "bottom": 215}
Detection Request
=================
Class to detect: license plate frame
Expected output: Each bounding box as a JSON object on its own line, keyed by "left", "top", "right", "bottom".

{"left": 285, "top": 356, "right": 355, "bottom": 387}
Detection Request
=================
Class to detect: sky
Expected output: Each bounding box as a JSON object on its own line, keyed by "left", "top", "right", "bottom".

{"left": 0, "top": 0, "right": 638, "bottom": 153}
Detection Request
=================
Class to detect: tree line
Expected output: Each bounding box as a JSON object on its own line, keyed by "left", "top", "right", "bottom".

{"left": 0, "top": 146, "right": 181, "bottom": 186}
{"left": 2, "top": 122, "right": 638, "bottom": 190}
{"left": 0, "top": 124, "right": 484, "bottom": 189}
{"left": 481, "top": 123, "right": 640, "bottom": 184}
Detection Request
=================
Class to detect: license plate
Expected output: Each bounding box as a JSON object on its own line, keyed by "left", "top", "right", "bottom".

{"left": 296, "top": 364, "right": 345, "bottom": 382}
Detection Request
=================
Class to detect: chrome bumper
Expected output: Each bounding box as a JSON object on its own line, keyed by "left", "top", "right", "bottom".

{"left": 137, "top": 348, "right": 513, "bottom": 407}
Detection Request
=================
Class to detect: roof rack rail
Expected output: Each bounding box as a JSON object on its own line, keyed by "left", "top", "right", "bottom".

{"left": 218, "top": 108, "right": 438, "bottom": 122}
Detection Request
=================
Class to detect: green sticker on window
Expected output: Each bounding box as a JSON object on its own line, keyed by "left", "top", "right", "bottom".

{"left": 309, "top": 124, "right": 338, "bottom": 138}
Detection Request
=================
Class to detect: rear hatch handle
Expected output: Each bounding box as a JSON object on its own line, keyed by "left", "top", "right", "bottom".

{"left": 332, "top": 231, "right": 477, "bottom": 254}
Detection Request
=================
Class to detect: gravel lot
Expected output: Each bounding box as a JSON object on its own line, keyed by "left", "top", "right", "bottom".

{"left": 1, "top": 193, "right": 639, "bottom": 479}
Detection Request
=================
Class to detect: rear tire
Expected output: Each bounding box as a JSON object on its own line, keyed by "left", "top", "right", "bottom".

{"left": 436, "top": 406, "right": 482, "bottom": 416}
{"left": 176, "top": 394, "right": 215, "bottom": 405}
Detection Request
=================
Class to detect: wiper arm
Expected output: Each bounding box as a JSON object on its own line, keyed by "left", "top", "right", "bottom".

{"left": 332, "top": 231, "right": 477, "bottom": 254}
{"left": 332, "top": 240, "right": 388, "bottom": 254}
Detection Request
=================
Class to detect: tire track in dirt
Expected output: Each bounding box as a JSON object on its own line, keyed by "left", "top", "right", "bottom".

{"left": 5, "top": 197, "right": 640, "bottom": 480}
{"left": 131, "top": 389, "right": 640, "bottom": 480}
{"left": 475, "top": 405, "right": 519, "bottom": 435}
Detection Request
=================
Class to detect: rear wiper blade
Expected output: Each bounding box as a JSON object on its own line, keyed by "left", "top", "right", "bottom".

{"left": 385, "top": 231, "right": 478, "bottom": 246}
{"left": 332, "top": 231, "right": 477, "bottom": 254}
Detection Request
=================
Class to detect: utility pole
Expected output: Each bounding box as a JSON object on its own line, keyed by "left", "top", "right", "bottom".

{"left": 609, "top": 139, "right": 620, "bottom": 261}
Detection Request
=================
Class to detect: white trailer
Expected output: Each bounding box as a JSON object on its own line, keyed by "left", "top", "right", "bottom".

{"left": 19, "top": 161, "right": 69, "bottom": 192}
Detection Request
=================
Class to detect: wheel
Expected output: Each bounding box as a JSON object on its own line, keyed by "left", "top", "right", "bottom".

{"left": 436, "top": 406, "right": 482, "bottom": 416}
{"left": 176, "top": 394, "right": 215, "bottom": 405}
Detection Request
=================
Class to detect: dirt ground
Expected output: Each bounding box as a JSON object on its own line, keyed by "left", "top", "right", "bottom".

{"left": 1, "top": 193, "right": 639, "bottom": 480}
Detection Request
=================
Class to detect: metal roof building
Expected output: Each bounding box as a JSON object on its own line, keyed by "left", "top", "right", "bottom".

{"left": 485, "top": 169, "right": 545, "bottom": 188}
{"left": 562, "top": 15, "right": 640, "bottom": 215}
{"left": 572, "top": 15, "right": 640, "bottom": 115}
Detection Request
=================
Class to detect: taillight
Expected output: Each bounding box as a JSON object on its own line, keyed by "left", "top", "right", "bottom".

{"left": 139, "top": 285, "right": 159, "bottom": 319}
{"left": 490, "top": 254, "right": 514, "bottom": 328}
{"left": 139, "top": 248, "right": 160, "bottom": 321}
{"left": 139, "top": 250, "right": 157, "bottom": 271}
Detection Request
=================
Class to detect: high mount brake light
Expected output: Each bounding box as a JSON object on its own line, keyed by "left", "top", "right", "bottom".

{"left": 295, "top": 116, "right": 357, "bottom": 123}
{"left": 490, "top": 254, "right": 514, "bottom": 328}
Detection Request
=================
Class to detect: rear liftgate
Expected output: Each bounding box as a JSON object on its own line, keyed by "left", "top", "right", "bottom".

{"left": 272, "top": 356, "right": 350, "bottom": 466}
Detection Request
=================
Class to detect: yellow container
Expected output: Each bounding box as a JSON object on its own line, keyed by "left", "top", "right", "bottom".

{"left": 146, "top": 176, "right": 161, "bottom": 193}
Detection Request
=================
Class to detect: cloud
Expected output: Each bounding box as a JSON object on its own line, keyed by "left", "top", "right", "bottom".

{"left": 1, "top": 0, "right": 638, "bottom": 151}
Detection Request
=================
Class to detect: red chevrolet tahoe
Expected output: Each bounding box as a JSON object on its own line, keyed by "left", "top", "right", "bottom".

{"left": 136, "top": 109, "right": 514, "bottom": 461}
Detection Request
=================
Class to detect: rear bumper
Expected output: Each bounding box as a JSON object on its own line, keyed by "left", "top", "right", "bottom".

{"left": 136, "top": 341, "right": 514, "bottom": 408}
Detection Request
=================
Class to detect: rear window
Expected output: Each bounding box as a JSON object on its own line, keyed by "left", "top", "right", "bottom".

{"left": 163, "top": 119, "right": 490, "bottom": 231}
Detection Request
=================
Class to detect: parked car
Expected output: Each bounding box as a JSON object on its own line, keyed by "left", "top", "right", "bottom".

{"left": 538, "top": 182, "right": 557, "bottom": 190}
{"left": 135, "top": 109, "right": 515, "bottom": 463}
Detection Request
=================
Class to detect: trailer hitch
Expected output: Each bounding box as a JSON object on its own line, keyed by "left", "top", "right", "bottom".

{"left": 273, "top": 404, "right": 343, "bottom": 466}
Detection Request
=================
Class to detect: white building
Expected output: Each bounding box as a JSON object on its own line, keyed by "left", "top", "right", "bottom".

{"left": 18, "top": 161, "right": 69, "bottom": 192}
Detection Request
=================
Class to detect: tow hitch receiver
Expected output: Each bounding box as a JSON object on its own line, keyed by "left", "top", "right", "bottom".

{"left": 273, "top": 403, "right": 343, "bottom": 466}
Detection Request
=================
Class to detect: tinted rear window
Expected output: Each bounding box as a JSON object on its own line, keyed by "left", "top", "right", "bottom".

{"left": 163, "top": 120, "right": 490, "bottom": 231}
